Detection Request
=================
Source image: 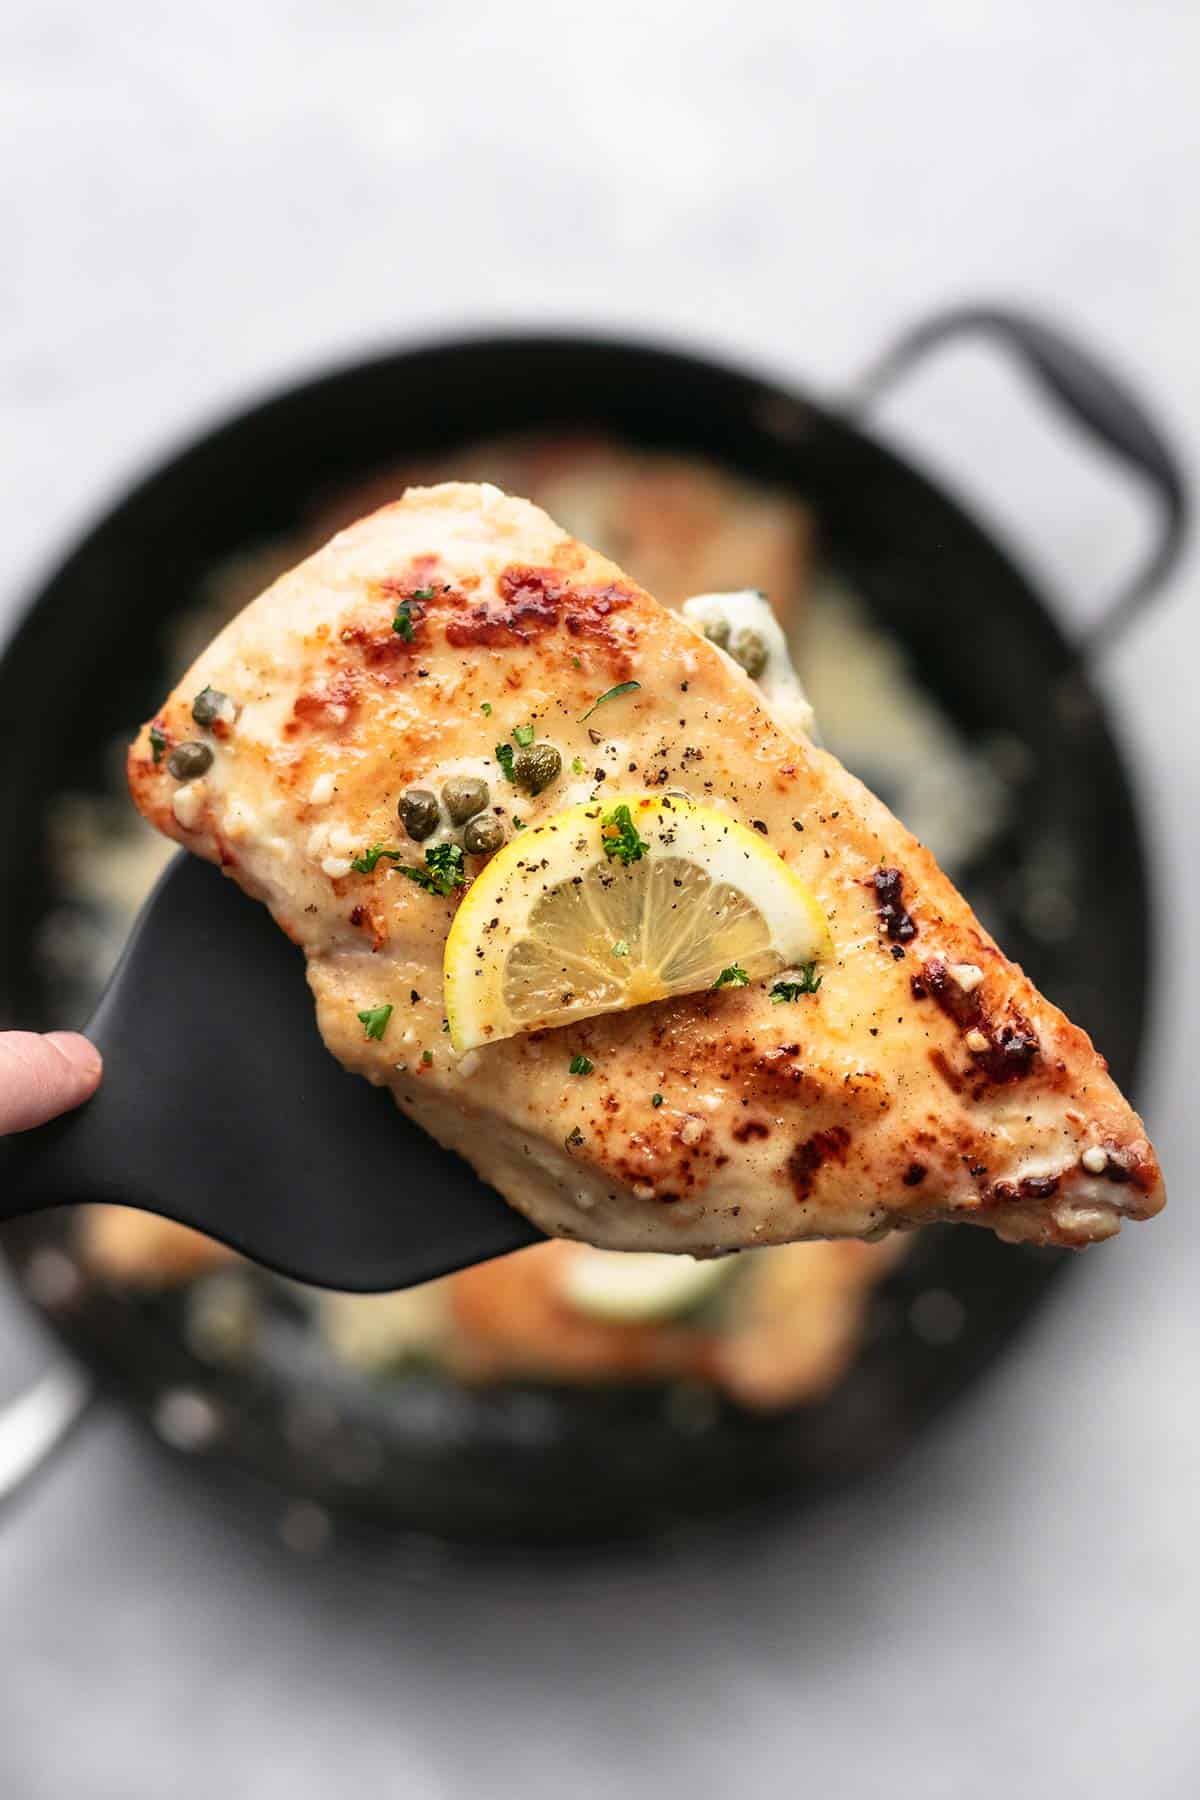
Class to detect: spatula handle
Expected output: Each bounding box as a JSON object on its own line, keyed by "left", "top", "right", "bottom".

{"left": 0, "top": 852, "right": 294, "bottom": 1226}
{"left": 0, "top": 853, "right": 540, "bottom": 1291}
{"left": 0, "top": 993, "right": 164, "bottom": 1217}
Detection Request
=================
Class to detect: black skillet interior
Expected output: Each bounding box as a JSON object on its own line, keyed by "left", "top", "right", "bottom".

{"left": 0, "top": 334, "right": 1156, "bottom": 1544}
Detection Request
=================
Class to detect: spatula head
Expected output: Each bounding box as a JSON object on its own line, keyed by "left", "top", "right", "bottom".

{"left": 1, "top": 854, "right": 541, "bottom": 1290}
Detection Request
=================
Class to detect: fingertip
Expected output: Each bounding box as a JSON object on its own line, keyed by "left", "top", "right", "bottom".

{"left": 0, "top": 1031, "right": 103, "bottom": 1134}
{"left": 43, "top": 1032, "right": 103, "bottom": 1093}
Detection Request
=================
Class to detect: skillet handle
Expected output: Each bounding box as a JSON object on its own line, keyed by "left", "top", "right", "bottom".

{"left": 0, "top": 1359, "right": 94, "bottom": 1510}
{"left": 852, "top": 304, "right": 1189, "bottom": 659}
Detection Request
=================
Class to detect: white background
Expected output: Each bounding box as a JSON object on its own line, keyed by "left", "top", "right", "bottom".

{"left": 1, "top": 3, "right": 1197, "bottom": 1794}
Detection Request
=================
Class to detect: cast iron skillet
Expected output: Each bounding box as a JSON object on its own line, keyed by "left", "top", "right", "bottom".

{"left": 0, "top": 306, "right": 1186, "bottom": 1547}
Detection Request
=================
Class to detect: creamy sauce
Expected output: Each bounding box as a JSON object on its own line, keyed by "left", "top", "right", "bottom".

{"left": 681, "top": 589, "right": 816, "bottom": 740}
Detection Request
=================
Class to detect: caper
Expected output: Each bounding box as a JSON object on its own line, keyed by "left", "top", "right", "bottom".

{"left": 167, "top": 741, "right": 214, "bottom": 780}
{"left": 729, "top": 627, "right": 768, "bottom": 680}
{"left": 191, "top": 686, "right": 233, "bottom": 729}
{"left": 463, "top": 813, "right": 505, "bottom": 856}
{"left": 513, "top": 742, "right": 562, "bottom": 795}
{"left": 398, "top": 788, "right": 440, "bottom": 841}
{"left": 704, "top": 618, "right": 731, "bottom": 649}
{"left": 442, "top": 775, "right": 490, "bottom": 823}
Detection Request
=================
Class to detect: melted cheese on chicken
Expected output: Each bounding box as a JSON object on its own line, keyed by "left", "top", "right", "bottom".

{"left": 129, "top": 483, "right": 1164, "bottom": 1255}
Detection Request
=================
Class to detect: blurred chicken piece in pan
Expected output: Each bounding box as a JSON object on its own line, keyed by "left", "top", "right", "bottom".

{"left": 78, "top": 1205, "right": 237, "bottom": 1286}
{"left": 321, "top": 1235, "right": 905, "bottom": 1412}
{"left": 74, "top": 1208, "right": 903, "bottom": 1414}
{"left": 310, "top": 433, "right": 814, "bottom": 623}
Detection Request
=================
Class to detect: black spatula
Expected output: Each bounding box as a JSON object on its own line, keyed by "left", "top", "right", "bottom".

{"left": 0, "top": 854, "right": 541, "bottom": 1290}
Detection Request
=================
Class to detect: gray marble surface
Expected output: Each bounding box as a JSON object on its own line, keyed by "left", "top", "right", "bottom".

{"left": 1, "top": 3, "right": 1197, "bottom": 1794}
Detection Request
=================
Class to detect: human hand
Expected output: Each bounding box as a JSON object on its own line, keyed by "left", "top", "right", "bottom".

{"left": 0, "top": 1033, "right": 102, "bottom": 1136}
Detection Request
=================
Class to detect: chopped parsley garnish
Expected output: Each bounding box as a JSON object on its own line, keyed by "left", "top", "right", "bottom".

{"left": 399, "top": 842, "right": 467, "bottom": 896}
{"left": 713, "top": 964, "right": 750, "bottom": 990}
{"left": 357, "top": 1004, "right": 393, "bottom": 1041}
{"left": 495, "top": 742, "right": 516, "bottom": 782}
{"left": 600, "top": 802, "right": 649, "bottom": 866}
{"left": 351, "top": 843, "right": 405, "bottom": 874}
{"left": 651, "top": 1092, "right": 664, "bottom": 1108}
{"left": 569, "top": 1054, "right": 594, "bottom": 1077}
{"left": 357, "top": 841, "right": 467, "bottom": 891}
{"left": 480, "top": 702, "right": 493, "bottom": 717}
{"left": 571, "top": 755, "right": 586, "bottom": 775}
{"left": 571, "top": 655, "right": 582, "bottom": 670}
{"left": 512, "top": 816, "right": 525, "bottom": 830}
{"left": 579, "top": 680, "right": 641, "bottom": 722}
{"left": 392, "top": 599, "right": 420, "bottom": 641}
{"left": 611, "top": 940, "right": 629, "bottom": 958}
{"left": 421, "top": 1049, "right": 433, "bottom": 1065}
{"left": 149, "top": 725, "right": 166, "bottom": 764}
{"left": 411, "top": 587, "right": 435, "bottom": 601}
{"left": 512, "top": 723, "right": 535, "bottom": 747}
{"left": 770, "top": 963, "right": 822, "bottom": 1002}
{"left": 565, "top": 1125, "right": 584, "bottom": 1149}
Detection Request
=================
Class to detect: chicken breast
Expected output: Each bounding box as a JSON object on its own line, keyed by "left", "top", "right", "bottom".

{"left": 129, "top": 483, "right": 1163, "bottom": 1255}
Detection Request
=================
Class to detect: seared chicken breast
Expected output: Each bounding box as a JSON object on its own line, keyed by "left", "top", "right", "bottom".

{"left": 129, "top": 484, "right": 1163, "bottom": 1255}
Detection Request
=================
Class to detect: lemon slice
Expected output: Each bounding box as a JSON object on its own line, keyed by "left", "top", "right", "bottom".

{"left": 444, "top": 794, "right": 829, "bottom": 1051}
{"left": 559, "top": 1246, "right": 736, "bottom": 1324}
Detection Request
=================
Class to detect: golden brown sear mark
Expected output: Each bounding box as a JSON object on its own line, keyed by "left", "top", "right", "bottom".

{"left": 788, "top": 1125, "right": 851, "bottom": 1202}
{"left": 918, "top": 955, "right": 1040, "bottom": 1087}
{"left": 444, "top": 566, "right": 635, "bottom": 652}
{"left": 873, "top": 867, "right": 918, "bottom": 944}
{"left": 285, "top": 669, "right": 360, "bottom": 736}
